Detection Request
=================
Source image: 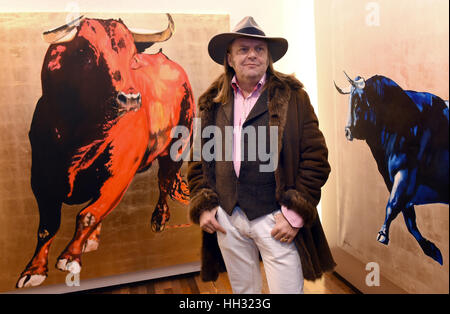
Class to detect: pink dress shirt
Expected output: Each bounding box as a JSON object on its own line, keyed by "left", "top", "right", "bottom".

{"left": 231, "top": 74, "right": 304, "bottom": 228}
{"left": 231, "top": 74, "right": 265, "bottom": 177}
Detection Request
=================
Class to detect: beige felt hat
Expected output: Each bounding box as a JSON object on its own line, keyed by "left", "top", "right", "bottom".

{"left": 208, "top": 16, "right": 288, "bottom": 65}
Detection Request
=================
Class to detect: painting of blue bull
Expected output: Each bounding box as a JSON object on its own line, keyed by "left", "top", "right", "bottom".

{"left": 335, "top": 73, "right": 449, "bottom": 265}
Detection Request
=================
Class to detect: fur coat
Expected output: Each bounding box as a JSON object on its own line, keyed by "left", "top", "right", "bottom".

{"left": 187, "top": 71, "right": 336, "bottom": 282}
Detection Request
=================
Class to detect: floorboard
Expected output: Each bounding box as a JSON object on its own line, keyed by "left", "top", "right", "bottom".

{"left": 78, "top": 263, "right": 359, "bottom": 294}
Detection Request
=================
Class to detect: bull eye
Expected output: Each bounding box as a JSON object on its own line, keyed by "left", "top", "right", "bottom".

{"left": 71, "top": 47, "right": 86, "bottom": 59}
{"left": 75, "top": 48, "right": 85, "bottom": 57}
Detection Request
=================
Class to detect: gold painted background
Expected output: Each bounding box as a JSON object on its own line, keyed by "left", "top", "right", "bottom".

{"left": 316, "top": 0, "right": 449, "bottom": 293}
{"left": 0, "top": 12, "right": 228, "bottom": 292}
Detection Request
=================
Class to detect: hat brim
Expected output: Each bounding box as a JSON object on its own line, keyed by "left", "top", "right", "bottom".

{"left": 208, "top": 32, "right": 288, "bottom": 65}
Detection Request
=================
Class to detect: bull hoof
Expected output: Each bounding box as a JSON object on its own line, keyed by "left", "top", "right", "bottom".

{"left": 421, "top": 240, "right": 443, "bottom": 265}
{"left": 377, "top": 231, "right": 389, "bottom": 245}
{"left": 151, "top": 219, "right": 166, "bottom": 233}
{"left": 16, "top": 274, "right": 47, "bottom": 288}
{"left": 151, "top": 209, "right": 170, "bottom": 233}
{"left": 56, "top": 258, "right": 81, "bottom": 274}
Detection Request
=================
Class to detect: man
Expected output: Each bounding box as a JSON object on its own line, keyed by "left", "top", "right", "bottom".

{"left": 187, "top": 16, "right": 335, "bottom": 294}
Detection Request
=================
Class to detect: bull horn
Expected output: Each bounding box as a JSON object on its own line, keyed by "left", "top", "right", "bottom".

{"left": 334, "top": 81, "right": 351, "bottom": 95}
{"left": 343, "top": 71, "right": 355, "bottom": 86}
{"left": 42, "top": 15, "right": 84, "bottom": 44}
{"left": 130, "top": 13, "right": 175, "bottom": 43}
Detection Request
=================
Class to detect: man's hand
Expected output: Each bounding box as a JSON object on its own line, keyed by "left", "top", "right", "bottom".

{"left": 271, "top": 212, "right": 300, "bottom": 244}
{"left": 199, "top": 206, "right": 226, "bottom": 234}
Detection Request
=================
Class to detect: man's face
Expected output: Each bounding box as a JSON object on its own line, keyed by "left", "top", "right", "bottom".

{"left": 227, "top": 37, "right": 269, "bottom": 84}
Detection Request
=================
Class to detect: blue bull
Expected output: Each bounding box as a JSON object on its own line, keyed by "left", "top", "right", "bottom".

{"left": 335, "top": 73, "right": 449, "bottom": 265}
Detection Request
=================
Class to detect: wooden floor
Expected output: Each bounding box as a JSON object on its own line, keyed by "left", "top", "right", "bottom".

{"left": 79, "top": 263, "right": 358, "bottom": 294}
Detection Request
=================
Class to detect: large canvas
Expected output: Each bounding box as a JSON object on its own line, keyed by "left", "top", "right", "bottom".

{"left": 0, "top": 12, "right": 228, "bottom": 292}
{"left": 315, "top": 0, "right": 449, "bottom": 293}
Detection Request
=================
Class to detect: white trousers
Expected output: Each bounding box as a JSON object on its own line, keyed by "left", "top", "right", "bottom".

{"left": 216, "top": 206, "right": 304, "bottom": 294}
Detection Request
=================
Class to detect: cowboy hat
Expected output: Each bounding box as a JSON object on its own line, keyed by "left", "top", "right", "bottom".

{"left": 208, "top": 16, "right": 288, "bottom": 65}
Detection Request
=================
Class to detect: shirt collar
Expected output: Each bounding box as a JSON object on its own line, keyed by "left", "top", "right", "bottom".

{"left": 231, "top": 73, "right": 266, "bottom": 95}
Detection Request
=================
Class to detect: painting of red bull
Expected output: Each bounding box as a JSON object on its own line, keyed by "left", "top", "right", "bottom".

{"left": 0, "top": 12, "right": 229, "bottom": 292}
{"left": 14, "top": 14, "right": 197, "bottom": 288}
